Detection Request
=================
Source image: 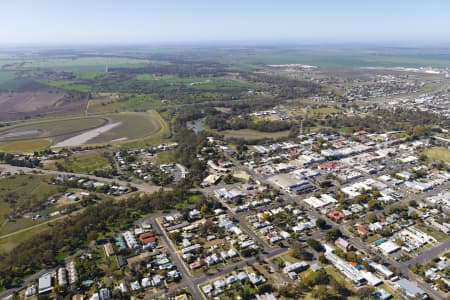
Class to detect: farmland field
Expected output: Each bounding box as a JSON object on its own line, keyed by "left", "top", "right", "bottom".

{"left": 239, "top": 49, "right": 450, "bottom": 68}
{"left": 0, "top": 91, "right": 86, "bottom": 120}
{"left": 6, "top": 57, "right": 163, "bottom": 73}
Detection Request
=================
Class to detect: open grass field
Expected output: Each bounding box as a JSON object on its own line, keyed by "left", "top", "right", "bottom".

{"left": 422, "top": 147, "right": 450, "bottom": 162}
{"left": 213, "top": 128, "right": 290, "bottom": 140}
{"left": 0, "top": 138, "right": 52, "bottom": 153}
{"left": 39, "top": 79, "right": 93, "bottom": 92}
{"left": 51, "top": 150, "right": 111, "bottom": 173}
{"left": 156, "top": 149, "right": 176, "bottom": 165}
{"left": 310, "top": 107, "right": 342, "bottom": 115}
{"left": 136, "top": 74, "right": 256, "bottom": 90}
{"left": 0, "top": 223, "right": 49, "bottom": 254}
{"left": 0, "top": 174, "right": 66, "bottom": 233}
{"left": 87, "top": 93, "right": 164, "bottom": 113}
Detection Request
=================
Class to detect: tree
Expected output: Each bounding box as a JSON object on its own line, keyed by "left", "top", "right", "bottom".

{"left": 325, "top": 227, "right": 342, "bottom": 241}
{"left": 200, "top": 204, "right": 208, "bottom": 217}
{"left": 368, "top": 199, "right": 379, "bottom": 210}
{"left": 307, "top": 239, "right": 324, "bottom": 252}
{"left": 318, "top": 255, "right": 328, "bottom": 264}
{"left": 316, "top": 218, "right": 328, "bottom": 229}
{"left": 357, "top": 286, "right": 375, "bottom": 300}
{"left": 367, "top": 213, "right": 378, "bottom": 223}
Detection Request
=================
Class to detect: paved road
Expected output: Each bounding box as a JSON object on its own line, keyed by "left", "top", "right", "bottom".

{"left": 402, "top": 238, "right": 450, "bottom": 268}
{"left": 148, "top": 216, "right": 204, "bottom": 300}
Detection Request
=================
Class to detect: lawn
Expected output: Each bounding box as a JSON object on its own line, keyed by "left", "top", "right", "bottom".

{"left": 422, "top": 147, "right": 450, "bottom": 163}
{"left": 52, "top": 151, "right": 111, "bottom": 173}
{"left": 0, "top": 138, "right": 52, "bottom": 153}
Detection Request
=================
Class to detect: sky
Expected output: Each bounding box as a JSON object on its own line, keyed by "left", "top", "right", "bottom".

{"left": 1, "top": 0, "right": 450, "bottom": 45}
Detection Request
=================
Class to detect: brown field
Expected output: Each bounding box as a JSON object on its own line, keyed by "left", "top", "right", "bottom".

{"left": 0, "top": 91, "right": 87, "bottom": 120}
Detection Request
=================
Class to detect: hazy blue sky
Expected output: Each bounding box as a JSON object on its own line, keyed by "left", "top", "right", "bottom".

{"left": 1, "top": 0, "right": 449, "bottom": 44}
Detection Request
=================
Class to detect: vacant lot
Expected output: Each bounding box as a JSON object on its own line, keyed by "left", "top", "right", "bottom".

{"left": 50, "top": 151, "right": 111, "bottom": 173}
{"left": 422, "top": 147, "right": 450, "bottom": 162}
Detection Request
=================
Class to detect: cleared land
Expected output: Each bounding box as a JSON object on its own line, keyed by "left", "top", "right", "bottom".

{"left": 0, "top": 91, "right": 86, "bottom": 120}
{"left": 422, "top": 147, "right": 450, "bottom": 162}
